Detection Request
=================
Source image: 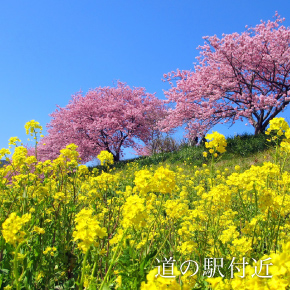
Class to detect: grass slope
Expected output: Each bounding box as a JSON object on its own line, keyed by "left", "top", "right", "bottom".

{"left": 90, "top": 133, "right": 277, "bottom": 174}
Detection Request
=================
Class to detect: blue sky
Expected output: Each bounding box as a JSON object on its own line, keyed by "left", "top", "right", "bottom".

{"left": 1, "top": 0, "right": 290, "bottom": 163}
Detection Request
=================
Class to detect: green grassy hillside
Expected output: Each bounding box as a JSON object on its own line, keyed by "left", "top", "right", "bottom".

{"left": 91, "top": 132, "right": 276, "bottom": 174}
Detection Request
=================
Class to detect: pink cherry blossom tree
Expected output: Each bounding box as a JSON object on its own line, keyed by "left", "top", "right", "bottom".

{"left": 38, "top": 82, "right": 165, "bottom": 163}
{"left": 160, "top": 13, "right": 290, "bottom": 137}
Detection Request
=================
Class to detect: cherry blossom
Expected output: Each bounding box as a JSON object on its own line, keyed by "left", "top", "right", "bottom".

{"left": 161, "top": 13, "right": 290, "bottom": 137}
{"left": 38, "top": 82, "right": 165, "bottom": 162}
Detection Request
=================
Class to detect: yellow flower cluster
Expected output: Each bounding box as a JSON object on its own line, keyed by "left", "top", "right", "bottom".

{"left": 59, "top": 143, "right": 80, "bottom": 164}
{"left": 122, "top": 195, "right": 147, "bottom": 229}
{"left": 8, "top": 137, "right": 21, "bottom": 146}
{"left": 2, "top": 212, "right": 31, "bottom": 246}
{"left": 72, "top": 208, "right": 107, "bottom": 253}
{"left": 153, "top": 166, "right": 176, "bottom": 194}
{"left": 0, "top": 148, "right": 11, "bottom": 159}
{"left": 266, "top": 117, "right": 289, "bottom": 136}
{"left": 204, "top": 131, "right": 227, "bottom": 157}
{"left": 97, "top": 150, "right": 114, "bottom": 166}
{"left": 140, "top": 266, "right": 196, "bottom": 290}
{"left": 78, "top": 164, "right": 89, "bottom": 175}
{"left": 33, "top": 226, "right": 45, "bottom": 234}
{"left": 90, "top": 171, "right": 119, "bottom": 191}
{"left": 24, "top": 120, "right": 43, "bottom": 136}
{"left": 208, "top": 241, "right": 290, "bottom": 290}
{"left": 133, "top": 169, "right": 154, "bottom": 195}
{"left": 11, "top": 146, "right": 29, "bottom": 167}
{"left": 133, "top": 166, "right": 176, "bottom": 195}
{"left": 43, "top": 246, "right": 57, "bottom": 256}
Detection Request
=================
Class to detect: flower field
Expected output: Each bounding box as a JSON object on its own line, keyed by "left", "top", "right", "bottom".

{"left": 1, "top": 118, "right": 290, "bottom": 289}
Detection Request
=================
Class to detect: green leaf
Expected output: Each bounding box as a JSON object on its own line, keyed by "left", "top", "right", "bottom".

{"left": 0, "top": 268, "right": 9, "bottom": 274}
{"left": 140, "top": 249, "right": 157, "bottom": 275}
{"left": 102, "top": 283, "right": 110, "bottom": 290}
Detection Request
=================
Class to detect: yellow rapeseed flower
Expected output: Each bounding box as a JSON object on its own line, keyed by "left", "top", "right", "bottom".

{"left": 266, "top": 117, "right": 289, "bottom": 135}
{"left": 97, "top": 151, "right": 114, "bottom": 166}
{"left": 8, "top": 137, "right": 21, "bottom": 146}
{"left": 205, "top": 131, "right": 227, "bottom": 154}
{"left": 24, "top": 120, "right": 42, "bottom": 136}
{"left": 73, "top": 208, "right": 107, "bottom": 253}
{"left": 122, "top": 195, "right": 147, "bottom": 229}
{"left": 2, "top": 212, "right": 32, "bottom": 246}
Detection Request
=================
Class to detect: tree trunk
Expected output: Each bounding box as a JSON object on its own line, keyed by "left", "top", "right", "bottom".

{"left": 254, "top": 124, "right": 265, "bottom": 135}
{"left": 254, "top": 118, "right": 270, "bottom": 135}
{"left": 199, "top": 135, "right": 207, "bottom": 146}
{"left": 113, "top": 152, "right": 120, "bottom": 162}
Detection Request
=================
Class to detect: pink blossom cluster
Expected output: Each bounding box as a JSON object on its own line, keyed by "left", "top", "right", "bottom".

{"left": 161, "top": 13, "right": 290, "bottom": 137}
{"left": 37, "top": 82, "right": 165, "bottom": 162}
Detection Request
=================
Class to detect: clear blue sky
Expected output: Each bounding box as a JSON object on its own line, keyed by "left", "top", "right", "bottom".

{"left": 1, "top": 0, "right": 290, "bottom": 163}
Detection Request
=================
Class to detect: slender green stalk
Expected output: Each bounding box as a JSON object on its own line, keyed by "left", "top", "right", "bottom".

{"left": 254, "top": 184, "right": 258, "bottom": 217}
{"left": 90, "top": 260, "right": 98, "bottom": 281}
{"left": 274, "top": 193, "right": 287, "bottom": 252}
{"left": 13, "top": 242, "right": 24, "bottom": 290}
{"left": 237, "top": 189, "right": 249, "bottom": 221}
{"left": 98, "top": 229, "right": 128, "bottom": 290}
{"left": 80, "top": 250, "right": 90, "bottom": 288}
{"left": 144, "top": 195, "right": 164, "bottom": 255}
{"left": 275, "top": 137, "right": 279, "bottom": 165}
{"left": 149, "top": 225, "right": 172, "bottom": 270}
{"left": 210, "top": 153, "right": 214, "bottom": 187}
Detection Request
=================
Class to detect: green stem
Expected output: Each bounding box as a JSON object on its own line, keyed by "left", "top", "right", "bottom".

{"left": 275, "top": 137, "right": 279, "bottom": 165}
{"left": 254, "top": 184, "right": 258, "bottom": 217}
{"left": 149, "top": 225, "right": 172, "bottom": 270}
{"left": 237, "top": 189, "right": 249, "bottom": 221}
{"left": 98, "top": 229, "right": 128, "bottom": 290}
{"left": 281, "top": 152, "right": 288, "bottom": 173}
{"left": 34, "top": 132, "right": 38, "bottom": 161}
{"left": 91, "top": 260, "right": 98, "bottom": 281}
{"left": 80, "top": 250, "right": 90, "bottom": 288}
{"left": 14, "top": 242, "right": 24, "bottom": 290}
{"left": 210, "top": 153, "right": 214, "bottom": 187}
{"left": 274, "top": 193, "right": 286, "bottom": 252}
{"left": 144, "top": 195, "right": 164, "bottom": 254}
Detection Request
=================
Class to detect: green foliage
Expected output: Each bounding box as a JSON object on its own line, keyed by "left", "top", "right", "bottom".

{"left": 225, "top": 133, "right": 274, "bottom": 157}
{"left": 90, "top": 133, "right": 276, "bottom": 172}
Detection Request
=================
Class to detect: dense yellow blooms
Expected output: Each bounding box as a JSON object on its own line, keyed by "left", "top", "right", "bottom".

{"left": 91, "top": 171, "right": 119, "bottom": 191}
{"left": 153, "top": 166, "right": 176, "bottom": 194}
{"left": 133, "top": 169, "right": 154, "bottom": 196}
{"left": 43, "top": 246, "right": 57, "bottom": 256}
{"left": 205, "top": 131, "right": 227, "bottom": 154}
{"left": 97, "top": 150, "right": 114, "bottom": 165}
{"left": 8, "top": 137, "right": 21, "bottom": 146}
{"left": 78, "top": 164, "right": 89, "bottom": 175}
{"left": 2, "top": 212, "right": 32, "bottom": 246}
{"left": 0, "top": 148, "right": 11, "bottom": 159}
{"left": 24, "top": 120, "right": 43, "bottom": 136}
{"left": 208, "top": 241, "right": 290, "bottom": 290}
{"left": 133, "top": 166, "right": 176, "bottom": 195}
{"left": 1, "top": 117, "right": 290, "bottom": 288}
{"left": 59, "top": 143, "right": 80, "bottom": 161}
{"left": 122, "top": 195, "right": 147, "bottom": 229}
{"left": 266, "top": 117, "right": 289, "bottom": 136}
{"left": 72, "top": 208, "right": 107, "bottom": 253}
{"left": 140, "top": 266, "right": 197, "bottom": 290}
